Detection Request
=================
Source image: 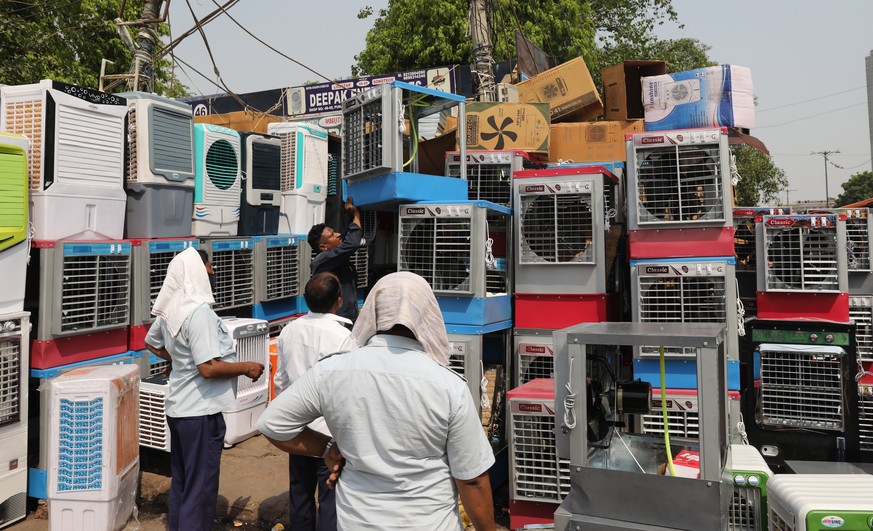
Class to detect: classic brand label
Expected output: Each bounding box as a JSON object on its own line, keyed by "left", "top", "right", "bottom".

{"left": 640, "top": 136, "right": 664, "bottom": 145}
{"left": 518, "top": 403, "right": 543, "bottom": 413}
{"left": 765, "top": 217, "right": 796, "bottom": 227}
{"left": 523, "top": 184, "right": 546, "bottom": 193}
{"left": 523, "top": 345, "right": 548, "bottom": 354}
{"left": 644, "top": 265, "right": 670, "bottom": 274}
{"left": 404, "top": 207, "right": 426, "bottom": 215}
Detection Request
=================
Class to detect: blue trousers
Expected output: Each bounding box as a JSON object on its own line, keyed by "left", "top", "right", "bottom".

{"left": 167, "top": 413, "right": 226, "bottom": 531}
{"left": 289, "top": 454, "right": 336, "bottom": 531}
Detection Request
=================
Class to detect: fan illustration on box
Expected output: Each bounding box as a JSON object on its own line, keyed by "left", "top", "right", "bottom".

{"left": 480, "top": 116, "right": 517, "bottom": 151}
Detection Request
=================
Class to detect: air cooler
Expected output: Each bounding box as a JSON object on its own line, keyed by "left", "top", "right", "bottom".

{"left": 508, "top": 379, "right": 570, "bottom": 505}
{"left": 266, "top": 122, "right": 327, "bottom": 235}
{"left": 0, "top": 80, "right": 128, "bottom": 240}
{"left": 253, "top": 235, "right": 306, "bottom": 304}
{"left": 47, "top": 364, "right": 139, "bottom": 531}
{"left": 513, "top": 166, "right": 619, "bottom": 294}
{"left": 200, "top": 238, "right": 254, "bottom": 311}
{"left": 446, "top": 326, "right": 511, "bottom": 417}
{"left": 137, "top": 352, "right": 169, "bottom": 380}
{"left": 398, "top": 201, "right": 510, "bottom": 297}
{"left": 627, "top": 128, "right": 731, "bottom": 229}
{"left": 221, "top": 318, "right": 269, "bottom": 446}
{"left": 767, "top": 475, "right": 873, "bottom": 531}
{"left": 128, "top": 238, "right": 199, "bottom": 352}
{"left": 445, "top": 150, "right": 543, "bottom": 207}
{"left": 342, "top": 81, "right": 466, "bottom": 182}
{"left": 806, "top": 208, "right": 872, "bottom": 272}
{"left": 28, "top": 241, "right": 132, "bottom": 369}
{"left": 733, "top": 207, "right": 791, "bottom": 272}
{"left": 350, "top": 209, "right": 377, "bottom": 293}
{"left": 27, "top": 352, "right": 137, "bottom": 501}
{"left": 728, "top": 444, "right": 771, "bottom": 531}
{"left": 639, "top": 388, "right": 744, "bottom": 445}
{"left": 853, "top": 296, "right": 873, "bottom": 455}
{"left": 514, "top": 329, "right": 555, "bottom": 387}
{"left": 118, "top": 91, "right": 195, "bottom": 239}
{"left": 238, "top": 132, "right": 281, "bottom": 236}
{"left": 193, "top": 124, "right": 241, "bottom": 237}
{"left": 631, "top": 257, "right": 738, "bottom": 359}
{"left": 139, "top": 375, "right": 170, "bottom": 452}
{"left": 0, "top": 134, "right": 29, "bottom": 315}
{"left": 0, "top": 312, "right": 29, "bottom": 529}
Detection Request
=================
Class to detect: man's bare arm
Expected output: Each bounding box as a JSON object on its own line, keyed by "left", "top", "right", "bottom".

{"left": 455, "top": 471, "right": 495, "bottom": 531}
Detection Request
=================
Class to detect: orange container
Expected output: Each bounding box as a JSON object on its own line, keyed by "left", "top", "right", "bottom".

{"left": 269, "top": 339, "right": 278, "bottom": 401}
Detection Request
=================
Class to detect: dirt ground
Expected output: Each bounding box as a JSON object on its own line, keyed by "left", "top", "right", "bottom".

{"left": 10, "top": 434, "right": 511, "bottom": 530}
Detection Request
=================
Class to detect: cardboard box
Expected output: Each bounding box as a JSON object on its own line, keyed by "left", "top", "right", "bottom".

{"left": 548, "top": 120, "right": 644, "bottom": 163}
{"left": 642, "top": 64, "right": 755, "bottom": 131}
{"left": 464, "top": 102, "right": 550, "bottom": 153}
{"left": 602, "top": 60, "right": 666, "bottom": 120}
{"left": 516, "top": 57, "right": 603, "bottom": 122}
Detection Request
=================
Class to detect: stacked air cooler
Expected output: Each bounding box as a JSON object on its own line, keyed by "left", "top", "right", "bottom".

{"left": 445, "top": 150, "right": 544, "bottom": 207}
{"left": 0, "top": 312, "right": 30, "bottom": 528}
{"left": 266, "top": 122, "right": 328, "bottom": 235}
{"left": 624, "top": 128, "right": 746, "bottom": 443}
{"left": 193, "top": 124, "right": 242, "bottom": 237}
{"left": 341, "top": 81, "right": 468, "bottom": 208}
{"left": 251, "top": 234, "right": 308, "bottom": 320}
{"left": 46, "top": 364, "right": 139, "bottom": 531}
{"left": 119, "top": 91, "right": 196, "bottom": 239}
{"left": 238, "top": 132, "right": 281, "bottom": 236}
{"left": 733, "top": 207, "right": 791, "bottom": 320}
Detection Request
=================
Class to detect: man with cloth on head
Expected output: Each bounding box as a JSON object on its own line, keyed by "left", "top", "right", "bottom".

{"left": 275, "top": 272, "right": 351, "bottom": 531}
{"left": 257, "top": 271, "right": 496, "bottom": 531}
{"left": 145, "top": 248, "right": 264, "bottom": 531}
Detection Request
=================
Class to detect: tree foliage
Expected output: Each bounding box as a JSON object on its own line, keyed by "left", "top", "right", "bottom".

{"left": 352, "top": 0, "right": 715, "bottom": 80}
{"left": 0, "top": 0, "right": 187, "bottom": 97}
{"left": 835, "top": 171, "right": 873, "bottom": 207}
{"left": 732, "top": 145, "right": 789, "bottom": 207}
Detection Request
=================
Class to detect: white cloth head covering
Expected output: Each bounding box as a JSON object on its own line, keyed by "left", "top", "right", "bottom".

{"left": 341, "top": 271, "right": 451, "bottom": 365}
{"left": 151, "top": 247, "right": 214, "bottom": 337}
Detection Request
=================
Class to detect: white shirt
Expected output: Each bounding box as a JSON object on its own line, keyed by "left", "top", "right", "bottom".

{"left": 274, "top": 311, "right": 351, "bottom": 436}
{"left": 145, "top": 305, "right": 237, "bottom": 417}
{"left": 257, "top": 334, "right": 495, "bottom": 531}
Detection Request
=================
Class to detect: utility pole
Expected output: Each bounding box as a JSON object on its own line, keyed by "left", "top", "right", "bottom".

{"left": 127, "top": 0, "right": 164, "bottom": 91}
{"left": 469, "top": 0, "right": 496, "bottom": 102}
{"left": 783, "top": 188, "right": 797, "bottom": 206}
{"left": 811, "top": 149, "right": 841, "bottom": 208}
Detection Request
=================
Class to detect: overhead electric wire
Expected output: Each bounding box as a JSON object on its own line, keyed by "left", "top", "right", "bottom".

{"left": 758, "top": 85, "right": 866, "bottom": 113}
{"left": 756, "top": 102, "right": 866, "bottom": 129}
{"left": 158, "top": 0, "right": 239, "bottom": 60}
{"left": 208, "top": 0, "right": 333, "bottom": 83}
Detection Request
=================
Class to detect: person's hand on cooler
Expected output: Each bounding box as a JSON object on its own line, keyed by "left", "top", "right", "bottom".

{"left": 345, "top": 196, "right": 361, "bottom": 227}
{"left": 244, "top": 362, "right": 265, "bottom": 382}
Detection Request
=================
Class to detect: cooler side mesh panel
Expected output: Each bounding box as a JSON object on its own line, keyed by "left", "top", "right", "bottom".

{"left": 640, "top": 410, "right": 700, "bottom": 438}
{"left": 126, "top": 106, "right": 138, "bottom": 183}
{"left": 61, "top": 254, "right": 131, "bottom": 333}
{"left": 850, "top": 300, "right": 873, "bottom": 362}
{"left": 861, "top": 393, "right": 873, "bottom": 452}
{"left": 3, "top": 97, "right": 42, "bottom": 190}
{"left": 765, "top": 226, "right": 839, "bottom": 291}
{"left": 56, "top": 397, "right": 104, "bottom": 492}
{"left": 265, "top": 244, "right": 300, "bottom": 300}
{"left": 734, "top": 218, "right": 757, "bottom": 270}
{"left": 448, "top": 161, "right": 512, "bottom": 206}
{"left": 760, "top": 349, "right": 845, "bottom": 429}
{"left": 846, "top": 216, "right": 870, "bottom": 271}
{"left": 149, "top": 250, "right": 180, "bottom": 311}
{"left": 518, "top": 353, "right": 554, "bottom": 385}
{"left": 139, "top": 385, "right": 169, "bottom": 450}
{"left": 235, "top": 333, "right": 267, "bottom": 398}
{"left": 211, "top": 248, "right": 253, "bottom": 310}
{"left": 343, "top": 97, "right": 383, "bottom": 177}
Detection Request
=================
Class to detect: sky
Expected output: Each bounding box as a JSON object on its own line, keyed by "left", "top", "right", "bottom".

{"left": 166, "top": 0, "right": 873, "bottom": 205}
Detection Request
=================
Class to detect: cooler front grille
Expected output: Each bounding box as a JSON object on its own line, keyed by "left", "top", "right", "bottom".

{"left": 56, "top": 103, "right": 124, "bottom": 187}
{"left": 765, "top": 226, "right": 839, "bottom": 291}
{"left": 0, "top": 336, "right": 22, "bottom": 427}
{"left": 61, "top": 254, "right": 131, "bottom": 333}
{"left": 518, "top": 353, "right": 554, "bottom": 385}
{"left": 235, "top": 333, "right": 268, "bottom": 398}
{"left": 400, "top": 217, "right": 472, "bottom": 293}
{"left": 519, "top": 193, "right": 594, "bottom": 264}
{"left": 511, "top": 408, "right": 567, "bottom": 502}
{"left": 126, "top": 106, "right": 139, "bottom": 183}
{"left": 760, "top": 349, "right": 845, "bottom": 429}
{"left": 860, "top": 393, "right": 873, "bottom": 452}
{"left": 448, "top": 161, "right": 512, "bottom": 206}
{"left": 265, "top": 244, "right": 300, "bottom": 300}
{"left": 729, "top": 486, "right": 763, "bottom": 531}
{"left": 846, "top": 216, "right": 870, "bottom": 271}
{"left": 850, "top": 299, "right": 873, "bottom": 362}
{"left": 212, "top": 248, "right": 253, "bottom": 310}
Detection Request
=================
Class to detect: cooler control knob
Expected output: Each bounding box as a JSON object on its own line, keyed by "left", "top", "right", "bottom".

{"left": 809, "top": 333, "right": 819, "bottom": 343}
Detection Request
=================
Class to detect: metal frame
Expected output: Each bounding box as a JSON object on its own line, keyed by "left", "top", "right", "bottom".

{"left": 630, "top": 257, "right": 739, "bottom": 360}
{"left": 626, "top": 128, "right": 732, "bottom": 230}
{"left": 200, "top": 238, "right": 254, "bottom": 311}
{"left": 513, "top": 168, "right": 618, "bottom": 294}
{"left": 342, "top": 81, "right": 466, "bottom": 182}
{"left": 757, "top": 214, "right": 848, "bottom": 293}
{"left": 445, "top": 150, "right": 543, "bottom": 207}
{"left": 398, "top": 201, "right": 511, "bottom": 297}
{"left": 35, "top": 241, "right": 132, "bottom": 340}
{"left": 253, "top": 235, "right": 307, "bottom": 304}
{"left": 553, "top": 322, "right": 729, "bottom": 531}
